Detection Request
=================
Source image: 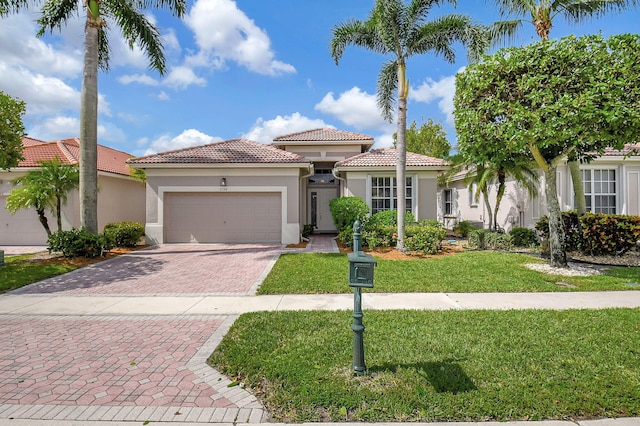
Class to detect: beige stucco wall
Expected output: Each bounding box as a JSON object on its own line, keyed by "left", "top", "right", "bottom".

{"left": 281, "top": 145, "right": 364, "bottom": 162}
{"left": 142, "top": 167, "right": 303, "bottom": 244}
{"left": 0, "top": 170, "right": 145, "bottom": 245}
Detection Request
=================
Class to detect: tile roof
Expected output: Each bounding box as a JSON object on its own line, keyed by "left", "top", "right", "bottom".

{"left": 335, "top": 148, "right": 449, "bottom": 168}
{"left": 128, "top": 139, "right": 311, "bottom": 165}
{"left": 16, "top": 137, "right": 135, "bottom": 176}
{"left": 273, "top": 128, "right": 374, "bottom": 143}
{"left": 602, "top": 143, "right": 640, "bottom": 156}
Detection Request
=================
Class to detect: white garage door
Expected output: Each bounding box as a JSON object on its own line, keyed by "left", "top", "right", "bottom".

{"left": 0, "top": 197, "right": 49, "bottom": 245}
{"left": 164, "top": 192, "right": 282, "bottom": 243}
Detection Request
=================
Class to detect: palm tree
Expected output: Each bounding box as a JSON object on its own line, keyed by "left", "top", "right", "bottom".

{"left": 489, "top": 0, "right": 638, "bottom": 215}
{"left": 331, "top": 0, "right": 489, "bottom": 250}
{"left": 6, "top": 159, "right": 80, "bottom": 235}
{"left": 2, "top": 0, "right": 186, "bottom": 234}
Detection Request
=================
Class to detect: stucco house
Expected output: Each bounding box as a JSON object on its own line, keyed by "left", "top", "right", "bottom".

{"left": 129, "top": 128, "right": 449, "bottom": 245}
{"left": 438, "top": 143, "right": 640, "bottom": 232}
{"left": 1, "top": 137, "right": 146, "bottom": 245}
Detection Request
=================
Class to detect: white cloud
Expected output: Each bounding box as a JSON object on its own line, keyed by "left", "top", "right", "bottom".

{"left": 163, "top": 66, "right": 207, "bottom": 89}
{"left": 28, "top": 116, "right": 79, "bottom": 140}
{"left": 410, "top": 69, "right": 464, "bottom": 126}
{"left": 118, "top": 73, "right": 160, "bottom": 86}
{"left": 184, "top": 0, "right": 295, "bottom": 76}
{"left": 373, "top": 132, "right": 395, "bottom": 149}
{"left": 243, "top": 113, "right": 333, "bottom": 144}
{"left": 144, "top": 129, "right": 223, "bottom": 155}
{"left": 315, "top": 87, "right": 393, "bottom": 132}
{"left": 0, "top": 13, "right": 83, "bottom": 79}
{"left": 157, "top": 91, "right": 170, "bottom": 101}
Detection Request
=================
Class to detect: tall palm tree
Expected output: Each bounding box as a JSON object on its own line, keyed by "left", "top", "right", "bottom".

{"left": 489, "top": 0, "right": 638, "bottom": 215}
{"left": 2, "top": 0, "right": 186, "bottom": 233}
{"left": 331, "top": 0, "right": 489, "bottom": 250}
{"left": 6, "top": 159, "right": 80, "bottom": 234}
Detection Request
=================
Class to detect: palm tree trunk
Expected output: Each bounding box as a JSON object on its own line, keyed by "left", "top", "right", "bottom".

{"left": 56, "top": 196, "right": 62, "bottom": 231}
{"left": 568, "top": 160, "right": 586, "bottom": 215}
{"left": 395, "top": 63, "right": 408, "bottom": 251}
{"left": 80, "top": 12, "right": 100, "bottom": 234}
{"left": 482, "top": 189, "right": 492, "bottom": 231}
{"left": 544, "top": 165, "right": 567, "bottom": 267}
{"left": 36, "top": 207, "right": 52, "bottom": 236}
{"left": 493, "top": 171, "right": 506, "bottom": 231}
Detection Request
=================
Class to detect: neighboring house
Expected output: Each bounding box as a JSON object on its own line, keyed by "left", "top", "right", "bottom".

{"left": 438, "top": 143, "right": 640, "bottom": 232}
{"left": 1, "top": 137, "right": 146, "bottom": 245}
{"left": 129, "top": 128, "right": 448, "bottom": 245}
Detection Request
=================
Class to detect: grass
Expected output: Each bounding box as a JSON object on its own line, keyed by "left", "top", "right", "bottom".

{"left": 257, "top": 251, "right": 640, "bottom": 294}
{"left": 0, "top": 254, "right": 78, "bottom": 293}
{"left": 209, "top": 308, "right": 640, "bottom": 422}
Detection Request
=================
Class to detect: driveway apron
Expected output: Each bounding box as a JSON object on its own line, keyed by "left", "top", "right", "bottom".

{"left": 1, "top": 244, "right": 279, "bottom": 423}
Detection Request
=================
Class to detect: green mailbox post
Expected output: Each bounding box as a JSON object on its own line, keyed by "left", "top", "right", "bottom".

{"left": 348, "top": 220, "right": 376, "bottom": 375}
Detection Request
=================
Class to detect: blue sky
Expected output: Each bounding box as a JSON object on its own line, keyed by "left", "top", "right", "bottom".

{"left": 1, "top": 0, "right": 638, "bottom": 157}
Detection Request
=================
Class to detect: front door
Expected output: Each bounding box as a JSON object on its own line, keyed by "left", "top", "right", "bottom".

{"left": 310, "top": 187, "right": 338, "bottom": 232}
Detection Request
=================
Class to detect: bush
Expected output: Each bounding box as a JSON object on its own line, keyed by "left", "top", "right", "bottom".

{"left": 535, "top": 211, "right": 581, "bottom": 252}
{"left": 509, "top": 227, "right": 538, "bottom": 247}
{"left": 366, "top": 210, "right": 416, "bottom": 227}
{"left": 103, "top": 222, "right": 145, "bottom": 248}
{"left": 468, "top": 229, "right": 513, "bottom": 251}
{"left": 301, "top": 224, "right": 314, "bottom": 239}
{"left": 329, "top": 197, "right": 369, "bottom": 234}
{"left": 47, "top": 227, "right": 113, "bottom": 258}
{"left": 405, "top": 224, "right": 447, "bottom": 255}
{"left": 362, "top": 225, "right": 396, "bottom": 249}
{"left": 453, "top": 220, "right": 478, "bottom": 238}
{"left": 580, "top": 213, "right": 640, "bottom": 256}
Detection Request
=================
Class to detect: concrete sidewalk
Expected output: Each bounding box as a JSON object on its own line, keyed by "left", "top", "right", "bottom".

{"left": 1, "top": 291, "right": 640, "bottom": 316}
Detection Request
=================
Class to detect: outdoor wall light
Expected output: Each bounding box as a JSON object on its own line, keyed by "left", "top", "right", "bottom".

{"left": 220, "top": 177, "right": 227, "bottom": 187}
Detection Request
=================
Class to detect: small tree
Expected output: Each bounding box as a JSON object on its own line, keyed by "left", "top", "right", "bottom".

{"left": 394, "top": 118, "right": 451, "bottom": 159}
{"left": 455, "top": 34, "right": 640, "bottom": 267}
{"left": 0, "top": 91, "right": 25, "bottom": 170}
{"left": 6, "top": 159, "right": 80, "bottom": 234}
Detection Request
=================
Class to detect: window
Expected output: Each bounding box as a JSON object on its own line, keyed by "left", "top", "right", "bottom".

{"left": 370, "top": 176, "right": 412, "bottom": 214}
{"left": 443, "top": 189, "right": 453, "bottom": 216}
{"left": 581, "top": 169, "right": 616, "bottom": 214}
{"left": 308, "top": 168, "right": 335, "bottom": 184}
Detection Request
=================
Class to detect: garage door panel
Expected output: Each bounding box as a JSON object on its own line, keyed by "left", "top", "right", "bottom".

{"left": 164, "top": 192, "right": 281, "bottom": 243}
{"left": 1, "top": 197, "right": 50, "bottom": 245}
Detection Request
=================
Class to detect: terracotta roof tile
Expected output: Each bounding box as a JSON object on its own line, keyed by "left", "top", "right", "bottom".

{"left": 273, "top": 128, "right": 374, "bottom": 143}
{"left": 16, "top": 137, "right": 134, "bottom": 176}
{"left": 335, "top": 148, "right": 449, "bottom": 168}
{"left": 21, "top": 136, "right": 48, "bottom": 147}
{"left": 602, "top": 143, "right": 640, "bottom": 156}
{"left": 128, "top": 139, "right": 310, "bottom": 165}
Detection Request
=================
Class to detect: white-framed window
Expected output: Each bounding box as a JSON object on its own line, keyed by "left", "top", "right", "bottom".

{"left": 370, "top": 176, "right": 413, "bottom": 214}
{"left": 581, "top": 169, "right": 617, "bottom": 214}
{"left": 443, "top": 189, "right": 453, "bottom": 216}
{"left": 469, "top": 183, "right": 478, "bottom": 207}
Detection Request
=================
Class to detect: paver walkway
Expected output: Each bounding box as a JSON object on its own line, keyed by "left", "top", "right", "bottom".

{"left": 1, "top": 235, "right": 639, "bottom": 426}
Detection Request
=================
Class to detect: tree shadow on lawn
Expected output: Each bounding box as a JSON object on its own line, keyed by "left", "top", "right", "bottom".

{"left": 368, "top": 359, "right": 477, "bottom": 394}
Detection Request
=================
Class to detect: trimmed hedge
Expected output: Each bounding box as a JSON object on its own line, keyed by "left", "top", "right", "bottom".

{"left": 536, "top": 212, "right": 640, "bottom": 256}
{"left": 103, "top": 221, "right": 145, "bottom": 248}
{"left": 509, "top": 227, "right": 537, "bottom": 247}
{"left": 47, "top": 227, "right": 113, "bottom": 258}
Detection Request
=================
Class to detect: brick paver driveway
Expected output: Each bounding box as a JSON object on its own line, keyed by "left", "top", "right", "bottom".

{"left": 11, "top": 244, "right": 280, "bottom": 296}
{"left": 1, "top": 244, "right": 279, "bottom": 423}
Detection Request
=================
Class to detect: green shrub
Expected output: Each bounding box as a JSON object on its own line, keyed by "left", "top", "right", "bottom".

{"left": 366, "top": 210, "right": 416, "bottom": 227}
{"left": 329, "top": 197, "right": 369, "bottom": 234}
{"left": 362, "top": 225, "right": 396, "bottom": 249}
{"left": 509, "top": 227, "right": 538, "bottom": 247}
{"left": 580, "top": 213, "right": 640, "bottom": 256}
{"left": 47, "top": 227, "right": 113, "bottom": 258}
{"left": 468, "top": 229, "right": 513, "bottom": 251}
{"left": 453, "top": 220, "right": 478, "bottom": 237}
{"left": 535, "top": 211, "right": 582, "bottom": 252}
{"left": 302, "top": 224, "right": 314, "bottom": 239}
{"left": 103, "top": 222, "right": 145, "bottom": 248}
{"left": 405, "top": 224, "right": 447, "bottom": 255}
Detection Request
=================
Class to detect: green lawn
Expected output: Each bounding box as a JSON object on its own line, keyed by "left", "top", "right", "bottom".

{"left": 257, "top": 251, "right": 640, "bottom": 294}
{"left": 0, "top": 254, "right": 77, "bottom": 293}
{"left": 209, "top": 308, "right": 640, "bottom": 422}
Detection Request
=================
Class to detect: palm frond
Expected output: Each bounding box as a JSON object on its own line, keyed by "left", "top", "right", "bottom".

{"left": 106, "top": 0, "right": 166, "bottom": 74}
{"left": 488, "top": 19, "right": 524, "bottom": 46}
{"left": 377, "top": 60, "right": 398, "bottom": 123}
{"left": 330, "top": 19, "right": 386, "bottom": 64}
{"left": 558, "top": 0, "right": 638, "bottom": 23}
{"left": 135, "top": 0, "right": 186, "bottom": 17}
{"left": 36, "top": 0, "right": 79, "bottom": 36}
{"left": 0, "top": 0, "right": 30, "bottom": 16}
{"left": 490, "top": 0, "right": 538, "bottom": 18}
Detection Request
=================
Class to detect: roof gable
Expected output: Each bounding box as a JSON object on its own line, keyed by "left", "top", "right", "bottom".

{"left": 336, "top": 148, "right": 449, "bottom": 169}
{"left": 16, "top": 137, "right": 134, "bottom": 177}
{"left": 272, "top": 128, "right": 374, "bottom": 145}
{"left": 128, "top": 139, "right": 310, "bottom": 165}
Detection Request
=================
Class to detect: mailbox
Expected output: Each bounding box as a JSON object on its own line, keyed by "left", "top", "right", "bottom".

{"left": 348, "top": 252, "right": 376, "bottom": 288}
{"left": 348, "top": 220, "right": 376, "bottom": 288}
